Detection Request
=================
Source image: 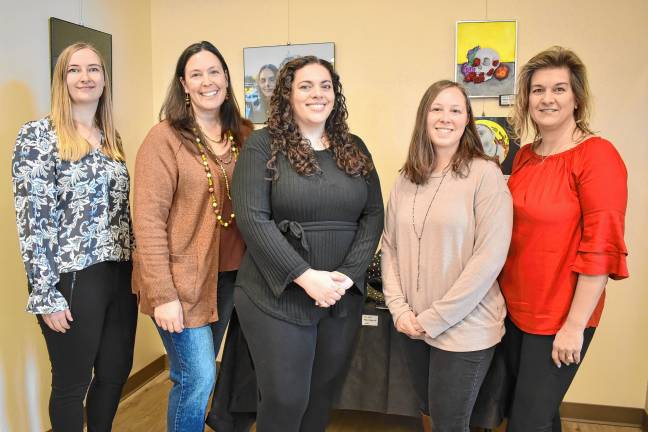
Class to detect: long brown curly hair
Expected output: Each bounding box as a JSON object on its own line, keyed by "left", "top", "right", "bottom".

{"left": 401, "top": 80, "right": 494, "bottom": 185}
{"left": 266, "top": 56, "right": 373, "bottom": 179}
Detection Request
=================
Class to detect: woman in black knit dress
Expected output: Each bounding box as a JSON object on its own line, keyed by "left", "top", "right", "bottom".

{"left": 231, "top": 56, "right": 384, "bottom": 432}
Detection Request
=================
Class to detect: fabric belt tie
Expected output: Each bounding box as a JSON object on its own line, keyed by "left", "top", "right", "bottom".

{"left": 277, "top": 220, "right": 359, "bottom": 253}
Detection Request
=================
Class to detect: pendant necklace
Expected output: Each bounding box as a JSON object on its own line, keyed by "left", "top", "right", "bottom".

{"left": 411, "top": 169, "right": 449, "bottom": 291}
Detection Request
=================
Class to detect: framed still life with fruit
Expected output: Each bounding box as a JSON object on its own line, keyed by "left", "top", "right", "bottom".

{"left": 455, "top": 20, "right": 517, "bottom": 98}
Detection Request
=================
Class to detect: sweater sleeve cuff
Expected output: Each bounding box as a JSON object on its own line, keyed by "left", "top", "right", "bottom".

{"left": 388, "top": 302, "right": 412, "bottom": 327}
{"left": 571, "top": 251, "right": 629, "bottom": 280}
{"left": 148, "top": 289, "right": 179, "bottom": 309}
{"left": 416, "top": 306, "right": 451, "bottom": 339}
{"left": 273, "top": 263, "right": 311, "bottom": 298}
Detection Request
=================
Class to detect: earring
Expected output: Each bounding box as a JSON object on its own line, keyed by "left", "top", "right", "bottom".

{"left": 185, "top": 93, "right": 190, "bottom": 107}
{"left": 225, "top": 91, "right": 230, "bottom": 101}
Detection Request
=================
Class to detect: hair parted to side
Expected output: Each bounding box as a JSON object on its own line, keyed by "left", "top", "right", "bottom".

{"left": 401, "top": 80, "right": 493, "bottom": 185}
{"left": 159, "top": 41, "right": 251, "bottom": 150}
{"left": 51, "top": 42, "right": 124, "bottom": 161}
{"left": 266, "top": 56, "right": 373, "bottom": 180}
{"left": 510, "top": 46, "right": 594, "bottom": 143}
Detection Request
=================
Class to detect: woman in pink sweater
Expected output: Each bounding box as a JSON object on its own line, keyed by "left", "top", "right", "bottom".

{"left": 382, "top": 80, "right": 512, "bottom": 431}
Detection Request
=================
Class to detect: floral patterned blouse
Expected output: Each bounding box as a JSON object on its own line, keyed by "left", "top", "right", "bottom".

{"left": 12, "top": 117, "right": 132, "bottom": 314}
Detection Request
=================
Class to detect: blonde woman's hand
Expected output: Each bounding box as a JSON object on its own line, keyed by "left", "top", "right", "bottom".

{"left": 154, "top": 299, "right": 184, "bottom": 333}
{"left": 395, "top": 311, "right": 425, "bottom": 338}
{"left": 43, "top": 309, "right": 74, "bottom": 333}
{"left": 552, "top": 322, "right": 584, "bottom": 367}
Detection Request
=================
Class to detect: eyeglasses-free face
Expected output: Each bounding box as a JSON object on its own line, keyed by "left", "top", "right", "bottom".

{"left": 290, "top": 63, "right": 335, "bottom": 131}
{"left": 181, "top": 50, "right": 229, "bottom": 117}
{"left": 528, "top": 67, "right": 577, "bottom": 134}
{"left": 66, "top": 48, "right": 105, "bottom": 106}
{"left": 426, "top": 86, "right": 469, "bottom": 152}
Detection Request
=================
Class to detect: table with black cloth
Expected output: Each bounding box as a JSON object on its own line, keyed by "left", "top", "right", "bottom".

{"left": 205, "top": 302, "right": 507, "bottom": 432}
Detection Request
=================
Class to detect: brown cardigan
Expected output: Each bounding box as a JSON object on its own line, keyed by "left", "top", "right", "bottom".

{"left": 132, "top": 120, "right": 251, "bottom": 327}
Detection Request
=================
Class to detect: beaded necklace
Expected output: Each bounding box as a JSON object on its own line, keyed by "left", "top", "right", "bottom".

{"left": 192, "top": 128, "right": 238, "bottom": 228}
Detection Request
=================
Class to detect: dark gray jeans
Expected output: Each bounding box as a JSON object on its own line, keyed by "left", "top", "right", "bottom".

{"left": 396, "top": 332, "right": 495, "bottom": 432}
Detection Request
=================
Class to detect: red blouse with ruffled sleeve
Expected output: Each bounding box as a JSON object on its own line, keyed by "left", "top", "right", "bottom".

{"left": 499, "top": 136, "right": 628, "bottom": 335}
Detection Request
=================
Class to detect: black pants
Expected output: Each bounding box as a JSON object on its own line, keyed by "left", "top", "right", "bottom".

{"left": 502, "top": 318, "right": 596, "bottom": 432}
{"left": 396, "top": 332, "right": 495, "bottom": 432}
{"left": 234, "top": 289, "right": 362, "bottom": 432}
{"left": 37, "top": 261, "right": 138, "bottom": 432}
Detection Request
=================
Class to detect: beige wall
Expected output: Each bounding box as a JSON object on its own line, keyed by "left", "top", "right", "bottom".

{"left": 0, "top": 0, "right": 164, "bottom": 430}
{"left": 2, "top": 0, "right": 646, "bottom": 428}
{"left": 150, "top": 0, "right": 647, "bottom": 408}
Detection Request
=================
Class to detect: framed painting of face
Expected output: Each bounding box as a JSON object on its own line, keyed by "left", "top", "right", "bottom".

{"left": 243, "top": 42, "right": 335, "bottom": 124}
{"left": 475, "top": 116, "right": 520, "bottom": 176}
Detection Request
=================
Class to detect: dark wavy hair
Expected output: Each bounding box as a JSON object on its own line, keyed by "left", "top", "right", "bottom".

{"left": 266, "top": 56, "right": 373, "bottom": 179}
{"left": 159, "top": 41, "right": 251, "bottom": 149}
{"left": 401, "top": 80, "right": 494, "bottom": 185}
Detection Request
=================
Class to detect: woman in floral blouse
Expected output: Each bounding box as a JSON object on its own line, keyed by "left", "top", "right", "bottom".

{"left": 11, "top": 42, "right": 137, "bottom": 432}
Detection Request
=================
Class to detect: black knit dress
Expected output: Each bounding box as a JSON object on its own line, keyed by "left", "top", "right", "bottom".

{"left": 232, "top": 128, "right": 384, "bottom": 325}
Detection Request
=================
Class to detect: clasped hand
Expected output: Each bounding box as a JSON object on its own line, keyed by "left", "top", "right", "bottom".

{"left": 395, "top": 310, "right": 425, "bottom": 338}
{"left": 295, "top": 269, "right": 353, "bottom": 307}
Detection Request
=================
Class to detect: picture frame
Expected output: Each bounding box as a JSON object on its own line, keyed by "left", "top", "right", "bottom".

{"left": 475, "top": 116, "right": 520, "bottom": 175}
{"left": 49, "top": 17, "right": 112, "bottom": 85}
{"left": 243, "top": 42, "right": 335, "bottom": 124}
{"left": 455, "top": 20, "right": 517, "bottom": 98}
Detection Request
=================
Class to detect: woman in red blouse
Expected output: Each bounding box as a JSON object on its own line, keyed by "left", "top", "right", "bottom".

{"left": 498, "top": 46, "right": 628, "bottom": 431}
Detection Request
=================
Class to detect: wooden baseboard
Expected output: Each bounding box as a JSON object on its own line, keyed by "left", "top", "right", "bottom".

{"left": 560, "top": 402, "right": 646, "bottom": 428}
{"left": 120, "top": 354, "right": 167, "bottom": 400}
{"left": 46, "top": 355, "right": 648, "bottom": 431}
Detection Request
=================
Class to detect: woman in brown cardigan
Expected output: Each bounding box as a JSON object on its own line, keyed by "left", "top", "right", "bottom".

{"left": 132, "top": 41, "right": 252, "bottom": 432}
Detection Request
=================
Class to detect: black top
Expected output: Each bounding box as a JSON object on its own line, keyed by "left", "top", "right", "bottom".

{"left": 232, "top": 128, "right": 384, "bottom": 325}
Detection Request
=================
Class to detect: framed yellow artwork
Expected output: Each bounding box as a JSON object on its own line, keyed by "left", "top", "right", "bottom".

{"left": 456, "top": 20, "right": 517, "bottom": 98}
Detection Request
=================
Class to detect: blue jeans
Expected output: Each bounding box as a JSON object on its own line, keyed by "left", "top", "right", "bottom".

{"left": 156, "top": 271, "right": 236, "bottom": 432}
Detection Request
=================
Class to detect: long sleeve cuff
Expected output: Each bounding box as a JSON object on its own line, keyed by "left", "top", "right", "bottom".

{"left": 416, "top": 306, "right": 451, "bottom": 339}
{"left": 26, "top": 287, "right": 68, "bottom": 314}
{"left": 571, "top": 251, "right": 629, "bottom": 280}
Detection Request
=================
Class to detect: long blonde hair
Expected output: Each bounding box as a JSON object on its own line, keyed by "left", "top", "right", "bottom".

{"left": 50, "top": 42, "right": 124, "bottom": 161}
{"left": 510, "top": 46, "right": 594, "bottom": 143}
